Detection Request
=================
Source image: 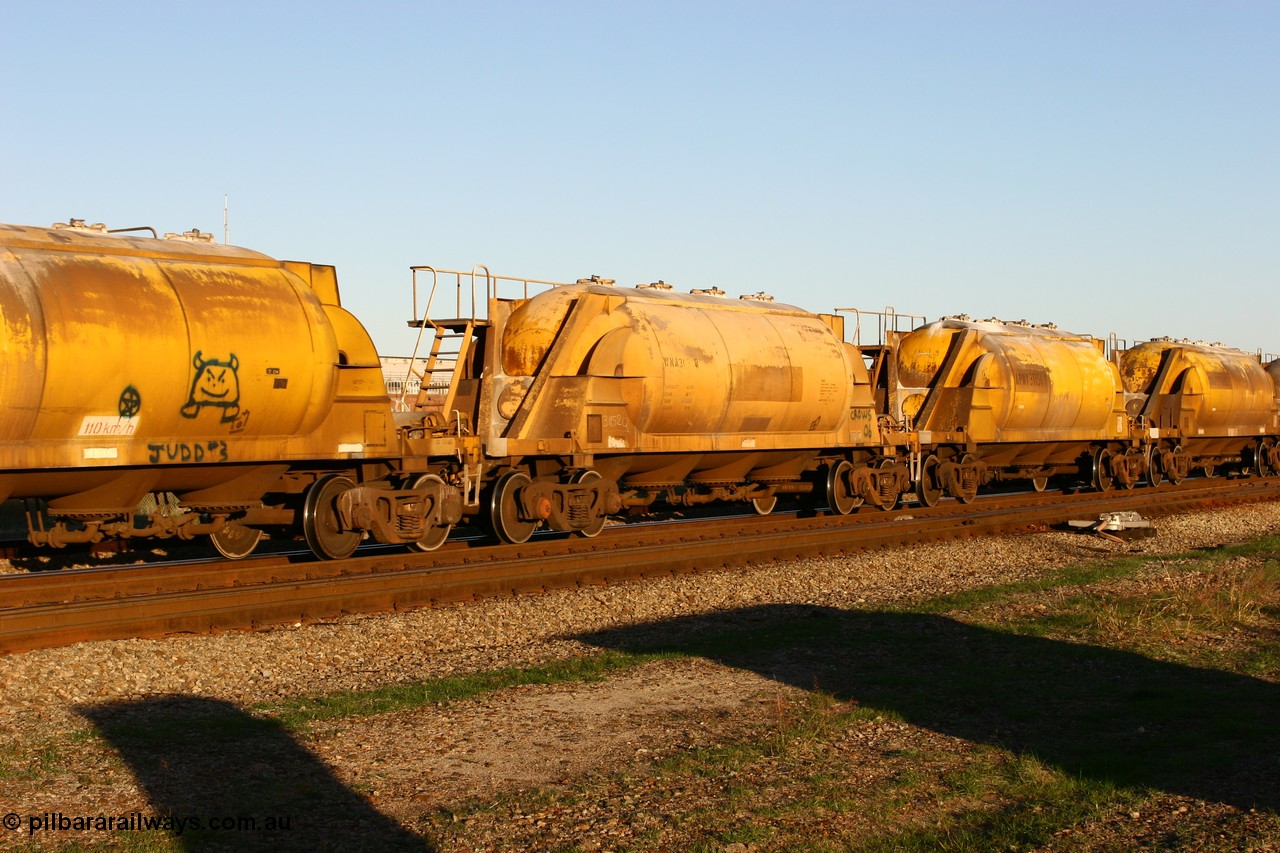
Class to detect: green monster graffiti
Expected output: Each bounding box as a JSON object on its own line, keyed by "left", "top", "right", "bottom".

{"left": 180, "top": 352, "right": 241, "bottom": 423}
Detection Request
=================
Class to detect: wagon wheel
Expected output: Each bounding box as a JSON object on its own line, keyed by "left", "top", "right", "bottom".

{"left": 873, "top": 458, "right": 900, "bottom": 511}
{"left": 1146, "top": 447, "right": 1164, "bottom": 487}
{"left": 1165, "top": 445, "right": 1186, "bottom": 486}
{"left": 750, "top": 493, "right": 779, "bottom": 516}
{"left": 209, "top": 521, "right": 263, "bottom": 560}
{"left": 407, "top": 473, "right": 452, "bottom": 552}
{"left": 826, "top": 460, "right": 862, "bottom": 515}
{"left": 1259, "top": 440, "right": 1275, "bottom": 478}
{"left": 490, "top": 471, "right": 537, "bottom": 545}
{"left": 916, "top": 454, "right": 943, "bottom": 508}
{"left": 1030, "top": 474, "right": 1050, "bottom": 493}
{"left": 570, "top": 469, "right": 608, "bottom": 538}
{"left": 302, "top": 475, "right": 361, "bottom": 560}
{"left": 1092, "top": 448, "right": 1115, "bottom": 492}
{"left": 1120, "top": 450, "right": 1141, "bottom": 490}
{"left": 1201, "top": 463, "right": 1217, "bottom": 479}
{"left": 953, "top": 453, "right": 980, "bottom": 504}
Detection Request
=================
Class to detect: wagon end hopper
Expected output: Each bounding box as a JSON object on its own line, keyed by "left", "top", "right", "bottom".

{"left": 0, "top": 222, "right": 395, "bottom": 532}
{"left": 483, "top": 281, "right": 882, "bottom": 484}
{"left": 1119, "top": 339, "right": 1280, "bottom": 476}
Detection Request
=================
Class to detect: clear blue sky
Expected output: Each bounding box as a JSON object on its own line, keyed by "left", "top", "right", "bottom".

{"left": 5, "top": 1, "right": 1277, "bottom": 356}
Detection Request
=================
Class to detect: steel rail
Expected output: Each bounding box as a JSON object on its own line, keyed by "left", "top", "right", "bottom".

{"left": 2, "top": 479, "right": 1278, "bottom": 654}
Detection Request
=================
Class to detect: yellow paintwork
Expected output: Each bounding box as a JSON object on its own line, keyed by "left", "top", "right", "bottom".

{"left": 499, "top": 283, "right": 868, "bottom": 441}
{"left": 896, "top": 317, "right": 1126, "bottom": 443}
{"left": 0, "top": 222, "right": 393, "bottom": 510}
{"left": 480, "top": 282, "right": 879, "bottom": 484}
{"left": 1120, "top": 339, "right": 1276, "bottom": 436}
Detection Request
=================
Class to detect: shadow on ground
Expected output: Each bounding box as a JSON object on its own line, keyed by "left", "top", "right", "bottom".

{"left": 578, "top": 604, "right": 1280, "bottom": 811}
{"left": 79, "top": 696, "right": 431, "bottom": 851}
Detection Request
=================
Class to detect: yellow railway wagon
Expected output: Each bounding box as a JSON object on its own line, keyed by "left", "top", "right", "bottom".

{"left": 1119, "top": 338, "right": 1280, "bottom": 480}
{"left": 890, "top": 316, "right": 1128, "bottom": 502}
{"left": 0, "top": 221, "right": 394, "bottom": 554}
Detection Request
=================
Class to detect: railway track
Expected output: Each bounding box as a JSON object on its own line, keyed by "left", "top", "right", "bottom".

{"left": 2, "top": 479, "right": 1278, "bottom": 655}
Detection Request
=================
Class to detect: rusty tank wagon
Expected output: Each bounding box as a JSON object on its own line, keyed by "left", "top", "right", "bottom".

{"left": 0, "top": 221, "right": 457, "bottom": 559}
{"left": 874, "top": 315, "right": 1131, "bottom": 504}
{"left": 400, "top": 270, "right": 913, "bottom": 544}
{"left": 1118, "top": 339, "right": 1280, "bottom": 482}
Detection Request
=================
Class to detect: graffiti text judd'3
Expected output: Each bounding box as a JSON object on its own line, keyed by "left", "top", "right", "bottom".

{"left": 147, "top": 441, "right": 230, "bottom": 464}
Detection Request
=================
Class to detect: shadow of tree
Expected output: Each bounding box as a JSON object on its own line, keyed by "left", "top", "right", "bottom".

{"left": 80, "top": 696, "right": 432, "bottom": 851}
{"left": 578, "top": 604, "right": 1280, "bottom": 812}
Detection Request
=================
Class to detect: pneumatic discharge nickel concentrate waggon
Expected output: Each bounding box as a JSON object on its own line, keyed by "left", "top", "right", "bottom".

{"left": 1, "top": 220, "right": 1277, "bottom": 560}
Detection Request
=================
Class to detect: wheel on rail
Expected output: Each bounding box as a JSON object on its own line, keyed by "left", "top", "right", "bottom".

{"left": 916, "top": 455, "right": 943, "bottom": 508}
{"left": 1165, "top": 445, "right": 1186, "bottom": 485}
{"left": 1258, "top": 440, "right": 1275, "bottom": 478}
{"left": 490, "top": 470, "right": 537, "bottom": 545}
{"left": 209, "top": 522, "right": 263, "bottom": 560}
{"left": 1246, "top": 443, "right": 1264, "bottom": 478}
{"left": 750, "top": 493, "right": 778, "bottom": 516}
{"left": 1201, "top": 463, "right": 1217, "bottom": 479}
{"left": 953, "top": 453, "right": 980, "bottom": 504}
{"left": 1092, "top": 448, "right": 1115, "bottom": 492}
{"left": 302, "top": 474, "right": 361, "bottom": 560}
{"left": 1146, "top": 447, "right": 1164, "bottom": 487}
{"left": 569, "top": 469, "right": 608, "bottom": 537}
{"left": 1031, "top": 474, "right": 1050, "bottom": 493}
{"left": 872, "top": 458, "right": 900, "bottom": 511}
{"left": 825, "top": 460, "right": 862, "bottom": 515}
{"left": 407, "top": 473, "right": 452, "bottom": 552}
{"left": 1120, "top": 451, "right": 1140, "bottom": 489}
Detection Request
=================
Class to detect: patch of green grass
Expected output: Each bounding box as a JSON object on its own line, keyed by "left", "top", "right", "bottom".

{"left": 257, "top": 648, "right": 684, "bottom": 729}
{"left": 654, "top": 689, "right": 869, "bottom": 781}
{"left": 0, "top": 741, "right": 31, "bottom": 781}
{"left": 717, "top": 822, "right": 775, "bottom": 844}
{"left": 1241, "top": 641, "right": 1280, "bottom": 679}
{"left": 0, "top": 835, "right": 180, "bottom": 853}
{"left": 996, "top": 550, "right": 1280, "bottom": 675}
{"left": 914, "top": 533, "right": 1280, "bottom": 620}
{"left": 863, "top": 756, "right": 1137, "bottom": 853}
{"left": 0, "top": 728, "right": 102, "bottom": 781}
{"left": 911, "top": 554, "right": 1157, "bottom": 616}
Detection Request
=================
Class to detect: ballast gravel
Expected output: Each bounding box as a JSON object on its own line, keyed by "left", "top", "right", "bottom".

{"left": 2, "top": 501, "right": 1279, "bottom": 742}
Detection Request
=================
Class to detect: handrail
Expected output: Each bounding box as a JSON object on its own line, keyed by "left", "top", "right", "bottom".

{"left": 834, "top": 306, "right": 926, "bottom": 347}
{"left": 398, "top": 298, "right": 437, "bottom": 413}
{"left": 400, "top": 264, "right": 580, "bottom": 417}
{"left": 410, "top": 264, "right": 574, "bottom": 324}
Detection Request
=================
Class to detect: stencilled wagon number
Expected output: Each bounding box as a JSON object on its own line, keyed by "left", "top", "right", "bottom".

{"left": 850, "top": 407, "right": 875, "bottom": 439}
{"left": 147, "top": 441, "right": 229, "bottom": 464}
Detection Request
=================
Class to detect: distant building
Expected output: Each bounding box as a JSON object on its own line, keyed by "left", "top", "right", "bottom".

{"left": 381, "top": 356, "right": 456, "bottom": 412}
{"left": 380, "top": 356, "right": 422, "bottom": 412}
